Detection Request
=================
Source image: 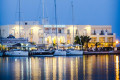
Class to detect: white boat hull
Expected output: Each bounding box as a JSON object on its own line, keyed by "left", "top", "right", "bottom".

{"left": 67, "top": 50, "right": 83, "bottom": 55}
{"left": 54, "top": 50, "right": 66, "bottom": 56}
{"left": 5, "top": 51, "right": 28, "bottom": 57}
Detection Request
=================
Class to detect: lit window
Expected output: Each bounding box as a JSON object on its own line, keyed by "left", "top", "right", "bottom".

{"left": 107, "top": 37, "right": 113, "bottom": 43}
{"left": 91, "top": 37, "right": 97, "bottom": 42}
{"left": 99, "top": 37, "right": 105, "bottom": 42}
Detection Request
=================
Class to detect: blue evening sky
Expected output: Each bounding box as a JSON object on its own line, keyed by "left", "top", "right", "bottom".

{"left": 0, "top": 0, "right": 120, "bottom": 38}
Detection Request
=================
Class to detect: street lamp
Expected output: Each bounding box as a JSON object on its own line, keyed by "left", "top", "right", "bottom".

{"left": 116, "top": 40, "right": 119, "bottom": 44}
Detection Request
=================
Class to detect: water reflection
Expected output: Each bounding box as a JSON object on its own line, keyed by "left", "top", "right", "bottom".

{"left": 0, "top": 55, "right": 120, "bottom": 80}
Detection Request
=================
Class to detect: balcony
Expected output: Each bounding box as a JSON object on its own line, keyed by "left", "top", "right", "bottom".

{"left": 91, "top": 33, "right": 114, "bottom": 36}
{"left": 107, "top": 33, "right": 113, "bottom": 35}
{"left": 99, "top": 33, "right": 104, "bottom": 35}
{"left": 91, "top": 33, "right": 96, "bottom": 35}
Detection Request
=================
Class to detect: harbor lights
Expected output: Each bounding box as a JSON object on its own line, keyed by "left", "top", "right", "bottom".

{"left": 116, "top": 40, "right": 119, "bottom": 44}
{"left": 115, "top": 40, "right": 119, "bottom": 50}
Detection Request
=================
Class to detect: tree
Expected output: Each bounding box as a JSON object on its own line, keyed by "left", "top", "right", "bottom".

{"left": 53, "top": 43, "right": 56, "bottom": 48}
{"left": 74, "top": 35, "right": 91, "bottom": 50}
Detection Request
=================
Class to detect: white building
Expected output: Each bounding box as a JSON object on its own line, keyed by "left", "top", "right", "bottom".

{"left": 0, "top": 21, "right": 116, "bottom": 47}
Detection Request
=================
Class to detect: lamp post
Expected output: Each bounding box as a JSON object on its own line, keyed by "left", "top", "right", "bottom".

{"left": 115, "top": 40, "right": 119, "bottom": 51}
{"left": 116, "top": 40, "right": 119, "bottom": 44}
{"left": 116, "top": 40, "right": 119, "bottom": 47}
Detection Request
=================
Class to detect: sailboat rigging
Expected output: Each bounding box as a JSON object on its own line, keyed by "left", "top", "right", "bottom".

{"left": 54, "top": 0, "right": 58, "bottom": 49}
{"left": 19, "top": 0, "right": 21, "bottom": 38}
{"left": 72, "top": 1, "right": 74, "bottom": 45}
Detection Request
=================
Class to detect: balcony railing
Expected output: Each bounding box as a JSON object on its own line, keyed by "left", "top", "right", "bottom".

{"left": 91, "top": 33, "right": 114, "bottom": 35}
{"left": 107, "top": 33, "right": 113, "bottom": 35}
{"left": 91, "top": 33, "right": 96, "bottom": 35}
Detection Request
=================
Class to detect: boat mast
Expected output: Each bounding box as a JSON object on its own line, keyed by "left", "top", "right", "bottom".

{"left": 19, "top": 0, "right": 21, "bottom": 38}
{"left": 54, "top": 0, "right": 58, "bottom": 49}
{"left": 42, "top": 0, "right": 45, "bottom": 44}
{"left": 72, "top": 1, "right": 74, "bottom": 45}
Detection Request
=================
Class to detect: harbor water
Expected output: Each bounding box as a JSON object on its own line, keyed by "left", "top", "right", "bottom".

{"left": 0, "top": 55, "right": 120, "bottom": 80}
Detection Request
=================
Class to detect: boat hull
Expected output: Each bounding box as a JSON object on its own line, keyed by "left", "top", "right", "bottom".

{"left": 66, "top": 50, "right": 83, "bottom": 56}
{"left": 29, "top": 51, "right": 54, "bottom": 57}
{"left": 54, "top": 50, "right": 66, "bottom": 56}
{"left": 5, "top": 51, "right": 28, "bottom": 57}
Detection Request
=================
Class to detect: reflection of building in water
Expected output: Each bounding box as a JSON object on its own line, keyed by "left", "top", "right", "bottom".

{"left": 83, "top": 55, "right": 119, "bottom": 80}
{"left": 0, "top": 21, "right": 116, "bottom": 47}
{"left": 14, "top": 59, "right": 20, "bottom": 80}
{"left": 115, "top": 56, "right": 119, "bottom": 80}
{"left": 53, "top": 57, "right": 57, "bottom": 80}
{"left": 1, "top": 56, "right": 119, "bottom": 80}
{"left": 30, "top": 57, "right": 81, "bottom": 80}
{"left": 31, "top": 57, "right": 42, "bottom": 80}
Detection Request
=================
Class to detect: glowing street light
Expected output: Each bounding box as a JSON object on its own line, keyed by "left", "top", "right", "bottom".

{"left": 116, "top": 40, "right": 119, "bottom": 44}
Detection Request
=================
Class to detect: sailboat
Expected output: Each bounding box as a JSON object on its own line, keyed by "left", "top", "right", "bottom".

{"left": 66, "top": 1, "right": 83, "bottom": 56}
{"left": 4, "top": 0, "right": 29, "bottom": 57}
{"left": 30, "top": 0, "right": 55, "bottom": 56}
{"left": 53, "top": 0, "right": 66, "bottom": 56}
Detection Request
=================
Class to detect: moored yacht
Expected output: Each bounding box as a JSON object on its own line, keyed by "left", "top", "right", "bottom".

{"left": 29, "top": 49, "right": 55, "bottom": 56}
{"left": 5, "top": 49, "right": 28, "bottom": 57}
{"left": 54, "top": 49, "right": 66, "bottom": 56}
{"left": 66, "top": 49, "right": 83, "bottom": 56}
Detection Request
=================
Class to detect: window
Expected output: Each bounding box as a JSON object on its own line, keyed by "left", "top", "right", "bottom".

{"left": 25, "top": 22, "right": 27, "bottom": 25}
{"left": 45, "top": 28, "right": 49, "bottom": 33}
{"left": 100, "top": 30, "right": 104, "bottom": 35}
{"left": 76, "top": 30, "right": 78, "bottom": 34}
{"left": 99, "top": 37, "right": 105, "bottom": 42}
{"left": 67, "top": 29, "right": 70, "bottom": 34}
{"left": 91, "top": 37, "right": 97, "bottom": 42}
{"left": 58, "top": 29, "right": 61, "bottom": 33}
{"left": 52, "top": 28, "right": 55, "bottom": 33}
{"left": 107, "top": 37, "right": 113, "bottom": 43}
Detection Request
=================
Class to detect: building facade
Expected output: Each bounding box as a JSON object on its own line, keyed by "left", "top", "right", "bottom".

{"left": 0, "top": 21, "right": 116, "bottom": 47}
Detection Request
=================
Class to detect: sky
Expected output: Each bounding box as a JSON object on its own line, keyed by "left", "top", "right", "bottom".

{"left": 0, "top": 0, "right": 120, "bottom": 38}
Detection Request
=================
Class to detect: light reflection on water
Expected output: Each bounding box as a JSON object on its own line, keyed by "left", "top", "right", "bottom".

{"left": 0, "top": 55, "right": 120, "bottom": 80}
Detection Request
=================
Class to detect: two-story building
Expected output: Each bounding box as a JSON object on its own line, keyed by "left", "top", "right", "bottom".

{"left": 0, "top": 21, "right": 116, "bottom": 47}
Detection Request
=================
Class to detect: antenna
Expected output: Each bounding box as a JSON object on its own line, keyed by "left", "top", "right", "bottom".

{"left": 54, "top": 0, "right": 58, "bottom": 49}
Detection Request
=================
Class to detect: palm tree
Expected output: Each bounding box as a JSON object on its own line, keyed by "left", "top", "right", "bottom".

{"left": 74, "top": 35, "right": 91, "bottom": 50}
{"left": 82, "top": 36, "right": 91, "bottom": 50}
{"left": 74, "top": 36, "right": 81, "bottom": 45}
